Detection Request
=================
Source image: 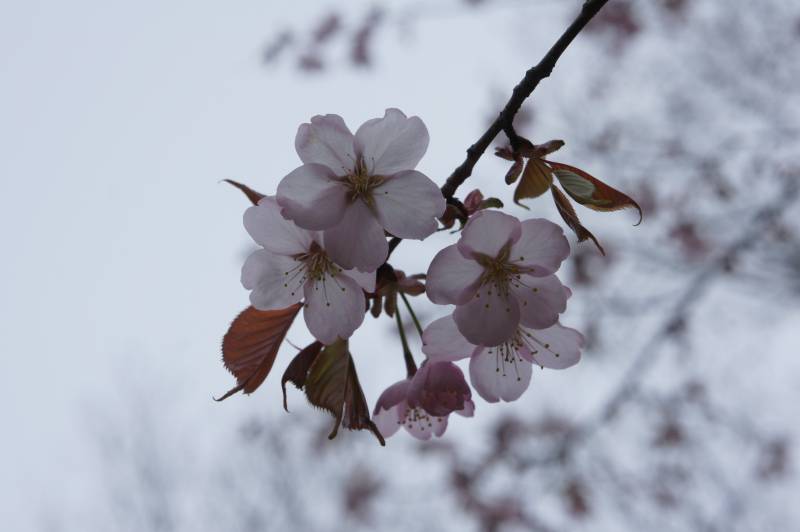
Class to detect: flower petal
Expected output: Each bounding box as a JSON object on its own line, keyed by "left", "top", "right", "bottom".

{"left": 469, "top": 346, "right": 533, "bottom": 403}
{"left": 421, "top": 315, "right": 479, "bottom": 362}
{"left": 510, "top": 274, "right": 568, "bottom": 330}
{"left": 425, "top": 244, "right": 483, "bottom": 305}
{"left": 244, "top": 197, "right": 312, "bottom": 256}
{"left": 276, "top": 163, "right": 348, "bottom": 230}
{"left": 372, "top": 170, "right": 445, "bottom": 239}
{"left": 407, "top": 361, "right": 471, "bottom": 417}
{"left": 455, "top": 399, "right": 475, "bottom": 418}
{"left": 457, "top": 210, "right": 522, "bottom": 259}
{"left": 295, "top": 114, "right": 356, "bottom": 175}
{"left": 354, "top": 108, "right": 429, "bottom": 175}
{"left": 509, "top": 218, "right": 570, "bottom": 276}
{"left": 322, "top": 200, "right": 388, "bottom": 271}
{"left": 241, "top": 250, "right": 305, "bottom": 310}
{"left": 524, "top": 323, "right": 584, "bottom": 370}
{"left": 342, "top": 268, "right": 376, "bottom": 293}
{"left": 453, "top": 284, "right": 520, "bottom": 346}
{"left": 372, "top": 404, "right": 402, "bottom": 439}
{"left": 303, "top": 271, "right": 365, "bottom": 344}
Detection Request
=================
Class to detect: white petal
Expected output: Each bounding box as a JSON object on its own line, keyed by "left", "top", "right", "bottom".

{"left": 453, "top": 284, "right": 520, "bottom": 347}
{"left": 509, "top": 274, "right": 568, "bottom": 330}
{"left": 243, "top": 197, "right": 312, "bottom": 256}
{"left": 342, "top": 268, "right": 376, "bottom": 292}
{"left": 469, "top": 347, "right": 533, "bottom": 403}
{"left": 242, "top": 250, "right": 305, "bottom": 310}
{"left": 373, "top": 403, "right": 403, "bottom": 439}
{"left": 354, "top": 108, "right": 429, "bottom": 175}
{"left": 322, "top": 200, "right": 388, "bottom": 272}
{"left": 421, "top": 315, "right": 479, "bottom": 362}
{"left": 295, "top": 114, "right": 356, "bottom": 175}
{"left": 425, "top": 244, "right": 484, "bottom": 305}
{"left": 303, "top": 271, "right": 365, "bottom": 344}
{"left": 509, "top": 218, "right": 570, "bottom": 277}
{"left": 524, "top": 322, "right": 584, "bottom": 370}
{"left": 276, "top": 163, "right": 348, "bottom": 230}
{"left": 457, "top": 210, "right": 522, "bottom": 259}
{"left": 372, "top": 170, "right": 445, "bottom": 239}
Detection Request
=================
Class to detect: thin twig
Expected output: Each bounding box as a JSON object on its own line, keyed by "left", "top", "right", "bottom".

{"left": 394, "top": 297, "right": 418, "bottom": 377}
{"left": 399, "top": 292, "right": 424, "bottom": 339}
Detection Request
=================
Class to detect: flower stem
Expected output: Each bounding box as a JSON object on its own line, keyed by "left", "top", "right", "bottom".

{"left": 394, "top": 296, "right": 417, "bottom": 377}
{"left": 399, "top": 292, "right": 424, "bottom": 340}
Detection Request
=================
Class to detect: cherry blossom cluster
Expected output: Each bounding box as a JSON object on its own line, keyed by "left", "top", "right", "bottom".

{"left": 236, "top": 109, "right": 584, "bottom": 441}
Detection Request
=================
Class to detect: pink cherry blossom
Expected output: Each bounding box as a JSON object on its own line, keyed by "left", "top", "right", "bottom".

{"left": 425, "top": 210, "right": 571, "bottom": 346}
{"left": 241, "top": 196, "right": 375, "bottom": 345}
{"left": 421, "top": 314, "right": 583, "bottom": 404}
{"left": 276, "top": 109, "right": 446, "bottom": 272}
{"left": 372, "top": 361, "right": 475, "bottom": 440}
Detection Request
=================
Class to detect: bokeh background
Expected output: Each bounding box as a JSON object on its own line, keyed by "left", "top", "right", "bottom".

{"left": 2, "top": 1, "right": 799, "bottom": 531}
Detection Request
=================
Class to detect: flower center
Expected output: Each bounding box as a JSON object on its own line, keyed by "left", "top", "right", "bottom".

{"left": 400, "top": 405, "right": 444, "bottom": 434}
{"left": 282, "top": 243, "right": 346, "bottom": 306}
{"left": 485, "top": 334, "right": 527, "bottom": 381}
{"left": 343, "top": 158, "right": 385, "bottom": 203}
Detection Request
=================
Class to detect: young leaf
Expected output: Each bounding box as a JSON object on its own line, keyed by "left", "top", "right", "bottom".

{"left": 551, "top": 185, "right": 606, "bottom": 256}
{"left": 304, "top": 339, "right": 385, "bottom": 445}
{"left": 281, "top": 341, "right": 323, "bottom": 411}
{"left": 215, "top": 304, "right": 302, "bottom": 401}
{"left": 223, "top": 179, "right": 266, "bottom": 205}
{"left": 518, "top": 139, "right": 565, "bottom": 159}
{"left": 514, "top": 158, "right": 554, "bottom": 207}
{"left": 547, "top": 161, "right": 642, "bottom": 225}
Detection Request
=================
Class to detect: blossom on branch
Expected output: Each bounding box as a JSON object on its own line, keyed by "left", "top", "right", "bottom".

{"left": 276, "top": 108, "right": 446, "bottom": 272}
{"left": 422, "top": 314, "right": 583, "bottom": 403}
{"left": 426, "top": 210, "right": 571, "bottom": 346}
{"left": 242, "top": 196, "right": 375, "bottom": 344}
{"left": 373, "top": 361, "right": 475, "bottom": 440}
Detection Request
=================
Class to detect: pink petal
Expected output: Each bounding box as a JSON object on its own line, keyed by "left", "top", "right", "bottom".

{"left": 402, "top": 405, "right": 448, "bottom": 440}
{"left": 421, "top": 315, "right": 478, "bottom": 362}
{"left": 374, "top": 379, "right": 411, "bottom": 413}
{"left": 425, "top": 244, "right": 484, "bottom": 305}
{"left": 302, "top": 271, "right": 365, "bottom": 344}
{"left": 457, "top": 210, "right": 522, "bottom": 259}
{"left": 354, "top": 108, "right": 429, "bottom": 175}
{"left": 455, "top": 399, "right": 475, "bottom": 418}
{"left": 372, "top": 170, "right": 445, "bottom": 239}
{"left": 453, "top": 284, "right": 520, "bottom": 346}
{"left": 276, "top": 163, "right": 348, "bottom": 230}
{"left": 342, "top": 268, "right": 376, "bottom": 293}
{"left": 241, "top": 250, "right": 305, "bottom": 310}
{"left": 295, "top": 114, "right": 356, "bottom": 175}
{"left": 525, "top": 323, "right": 584, "bottom": 370}
{"left": 408, "top": 361, "right": 471, "bottom": 417}
{"left": 373, "top": 403, "right": 403, "bottom": 439}
{"left": 509, "top": 274, "right": 568, "bottom": 330}
{"left": 509, "top": 218, "right": 570, "bottom": 276}
{"left": 322, "top": 200, "right": 388, "bottom": 271}
{"left": 244, "top": 197, "right": 312, "bottom": 256}
{"left": 469, "top": 346, "right": 533, "bottom": 403}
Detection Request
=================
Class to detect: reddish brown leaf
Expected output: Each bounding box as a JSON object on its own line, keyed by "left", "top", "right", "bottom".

{"left": 518, "top": 139, "right": 565, "bottom": 159}
{"left": 215, "top": 304, "right": 302, "bottom": 401}
{"left": 281, "top": 341, "right": 323, "bottom": 411}
{"left": 547, "top": 161, "right": 643, "bottom": 225}
{"left": 551, "top": 185, "right": 606, "bottom": 256}
{"left": 514, "top": 158, "right": 554, "bottom": 207}
{"left": 304, "top": 339, "right": 385, "bottom": 445}
{"left": 505, "top": 158, "right": 524, "bottom": 185}
{"left": 223, "top": 179, "right": 266, "bottom": 206}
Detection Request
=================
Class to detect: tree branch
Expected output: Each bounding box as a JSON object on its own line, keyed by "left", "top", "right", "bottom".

{"left": 440, "top": 0, "right": 610, "bottom": 199}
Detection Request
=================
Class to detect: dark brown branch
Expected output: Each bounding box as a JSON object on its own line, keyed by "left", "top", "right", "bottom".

{"left": 440, "top": 0, "right": 610, "bottom": 199}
